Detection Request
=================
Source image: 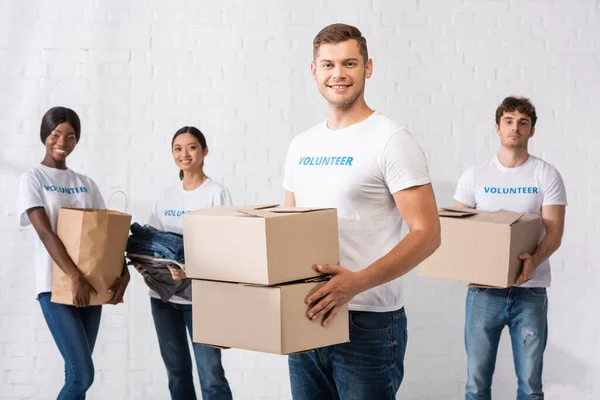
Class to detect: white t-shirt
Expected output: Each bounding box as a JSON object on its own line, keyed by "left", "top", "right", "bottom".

{"left": 16, "top": 164, "right": 106, "bottom": 297}
{"left": 283, "top": 112, "right": 431, "bottom": 312}
{"left": 147, "top": 177, "right": 233, "bottom": 304}
{"left": 454, "top": 155, "right": 567, "bottom": 287}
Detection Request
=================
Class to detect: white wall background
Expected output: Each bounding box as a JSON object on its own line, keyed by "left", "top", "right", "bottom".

{"left": 0, "top": 0, "right": 599, "bottom": 399}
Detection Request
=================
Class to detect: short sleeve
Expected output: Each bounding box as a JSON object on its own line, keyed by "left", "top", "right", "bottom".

{"left": 453, "top": 167, "right": 477, "bottom": 208}
{"left": 89, "top": 179, "right": 106, "bottom": 209}
{"left": 214, "top": 188, "right": 233, "bottom": 206}
{"left": 147, "top": 198, "right": 164, "bottom": 230}
{"left": 381, "top": 130, "right": 431, "bottom": 193}
{"left": 16, "top": 172, "right": 45, "bottom": 226}
{"left": 282, "top": 139, "right": 296, "bottom": 192}
{"left": 541, "top": 166, "right": 567, "bottom": 207}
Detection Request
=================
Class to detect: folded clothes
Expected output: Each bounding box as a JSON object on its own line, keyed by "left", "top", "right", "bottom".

{"left": 126, "top": 223, "right": 189, "bottom": 302}
{"left": 126, "top": 223, "right": 184, "bottom": 264}
{"left": 127, "top": 253, "right": 191, "bottom": 302}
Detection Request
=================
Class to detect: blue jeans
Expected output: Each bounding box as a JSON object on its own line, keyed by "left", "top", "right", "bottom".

{"left": 38, "top": 292, "right": 102, "bottom": 400}
{"left": 127, "top": 223, "right": 185, "bottom": 263}
{"left": 288, "top": 307, "right": 408, "bottom": 400}
{"left": 150, "top": 297, "right": 232, "bottom": 400}
{"left": 465, "top": 287, "right": 548, "bottom": 400}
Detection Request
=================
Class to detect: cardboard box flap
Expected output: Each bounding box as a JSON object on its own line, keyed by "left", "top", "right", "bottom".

{"left": 439, "top": 207, "right": 478, "bottom": 218}
{"left": 279, "top": 275, "right": 331, "bottom": 286}
{"left": 269, "top": 207, "right": 332, "bottom": 213}
{"left": 189, "top": 204, "right": 278, "bottom": 217}
{"left": 233, "top": 204, "right": 278, "bottom": 218}
{"left": 188, "top": 206, "right": 243, "bottom": 217}
{"left": 235, "top": 208, "right": 277, "bottom": 218}
{"left": 235, "top": 206, "right": 330, "bottom": 218}
{"left": 238, "top": 275, "right": 331, "bottom": 288}
{"left": 480, "top": 210, "right": 524, "bottom": 225}
{"left": 248, "top": 204, "right": 280, "bottom": 210}
{"left": 439, "top": 208, "right": 524, "bottom": 225}
{"left": 518, "top": 214, "right": 540, "bottom": 222}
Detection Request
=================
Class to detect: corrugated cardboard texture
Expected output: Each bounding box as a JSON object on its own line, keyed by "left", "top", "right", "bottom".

{"left": 185, "top": 215, "right": 270, "bottom": 283}
{"left": 192, "top": 279, "right": 349, "bottom": 355}
{"left": 280, "top": 280, "right": 349, "bottom": 354}
{"left": 183, "top": 205, "right": 340, "bottom": 285}
{"left": 265, "top": 211, "right": 339, "bottom": 284}
{"left": 507, "top": 218, "right": 544, "bottom": 285}
{"left": 418, "top": 208, "right": 541, "bottom": 287}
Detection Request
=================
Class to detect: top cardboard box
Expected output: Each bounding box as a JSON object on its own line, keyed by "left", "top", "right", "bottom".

{"left": 418, "top": 207, "right": 542, "bottom": 288}
{"left": 183, "top": 204, "right": 340, "bottom": 285}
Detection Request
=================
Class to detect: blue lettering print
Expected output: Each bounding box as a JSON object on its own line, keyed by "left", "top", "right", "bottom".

{"left": 42, "top": 185, "right": 89, "bottom": 194}
{"left": 483, "top": 186, "right": 540, "bottom": 196}
{"left": 297, "top": 156, "right": 354, "bottom": 167}
{"left": 164, "top": 210, "right": 192, "bottom": 217}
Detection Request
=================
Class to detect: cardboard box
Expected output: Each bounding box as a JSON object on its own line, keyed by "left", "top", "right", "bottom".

{"left": 183, "top": 205, "right": 339, "bottom": 285}
{"left": 191, "top": 278, "right": 349, "bottom": 354}
{"left": 418, "top": 207, "right": 542, "bottom": 287}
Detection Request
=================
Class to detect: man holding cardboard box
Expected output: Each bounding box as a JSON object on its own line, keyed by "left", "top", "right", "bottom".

{"left": 283, "top": 23, "right": 441, "bottom": 399}
{"left": 453, "top": 96, "right": 567, "bottom": 399}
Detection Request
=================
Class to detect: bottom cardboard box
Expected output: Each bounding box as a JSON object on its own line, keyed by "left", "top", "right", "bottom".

{"left": 192, "top": 278, "right": 349, "bottom": 355}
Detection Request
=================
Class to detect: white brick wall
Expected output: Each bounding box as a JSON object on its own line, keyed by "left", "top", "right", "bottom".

{"left": 1, "top": 0, "right": 599, "bottom": 399}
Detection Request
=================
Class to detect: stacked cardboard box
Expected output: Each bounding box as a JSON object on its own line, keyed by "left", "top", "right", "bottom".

{"left": 183, "top": 204, "right": 349, "bottom": 354}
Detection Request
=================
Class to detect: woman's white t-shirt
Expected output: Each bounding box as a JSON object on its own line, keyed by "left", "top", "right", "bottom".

{"left": 147, "top": 177, "right": 233, "bottom": 304}
{"left": 16, "top": 164, "right": 106, "bottom": 297}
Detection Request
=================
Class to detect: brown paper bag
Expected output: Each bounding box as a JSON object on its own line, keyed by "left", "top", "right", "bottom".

{"left": 51, "top": 207, "right": 132, "bottom": 305}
